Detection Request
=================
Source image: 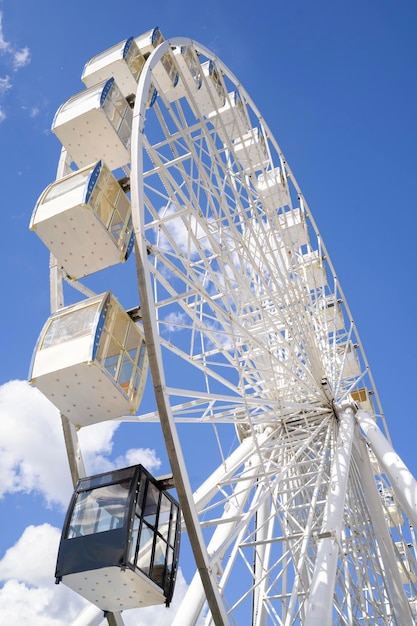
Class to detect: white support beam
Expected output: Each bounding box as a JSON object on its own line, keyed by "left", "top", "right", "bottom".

{"left": 61, "top": 415, "right": 86, "bottom": 486}
{"left": 356, "top": 409, "right": 417, "bottom": 529}
{"left": 304, "top": 405, "right": 355, "bottom": 626}
{"left": 252, "top": 494, "right": 270, "bottom": 626}
{"left": 173, "top": 458, "right": 260, "bottom": 626}
{"left": 353, "top": 435, "right": 415, "bottom": 625}
{"left": 69, "top": 604, "right": 104, "bottom": 626}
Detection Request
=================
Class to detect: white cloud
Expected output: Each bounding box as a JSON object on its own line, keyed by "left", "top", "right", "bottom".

{"left": 0, "top": 380, "right": 73, "bottom": 506}
{"left": 0, "top": 523, "right": 189, "bottom": 626}
{"left": 0, "top": 524, "right": 87, "bottom": 625}
{"left": 0, "top": 12, "right": 9, "bottom": 52}
{"left": 13, "top": 45, "right": 30, "bottom": 69}
{"left": 0, "top": 523, "right": 62, "bottom": 587}
{"left": 0, "top": 380, "right": 162, "bottom": 507}
{"left": 116, "top": 446, "right": 162, "bottom": 472}
{"left": 0, "top": 75, "right": 11, "bottom": 96}
{"left": 0, "top": 12, "right": 30, "bottom": 70}
{"left": 0, "top": 107, "right": 5, "bottom": 123}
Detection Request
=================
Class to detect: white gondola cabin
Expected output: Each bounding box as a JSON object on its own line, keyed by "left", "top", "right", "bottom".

{"left": 82, "top": 37, "right": 146, "bottom": 98}
{"left": 233, "top": 127, "right": 269, "bottom": 174}
{"left": 395, "top": 541, "right": 417, "bottom": 584}
{"left": 315, "top": 297, "right": 345, "bottom": 334}
{"left": 256, "top": 167, "right": 290, "bottom": 212}
{"left": 52, "top": 78, "right": 132, "bottom": 170}
{"left": 134, "top": 28, "right": 179, "bottom": 103}
{"left": 55, "top": 465, "right": 181, "bottom": 611}
{"left": 336, "top": 341, "right": 361, "bottom": 379}
{"left": 297, "top": 250, "right": 328, "bottom": 291}
{"left": 30, "top": 161, "right": 133, "bottom": 279}
{"left": 207, "top": 91, "right": 250, "bottom": 145}
{"left": 279, "top": 208, "right": 309, "bottom": 250}
{"left": 29, "top": 292, "right": 148, "bottom": 427}
{"left": 135, "top": 27, "right": 165, "bottom": 58}
{"left": 151, "top": 49, "right": 179, "bottom": 102}
{"left": 350, "top": 387, "right": 374, "bottom": 414}
{"left": 172, "top": 45, "right": 202, "bottom": 97}
{"left": 191, "top": 60, "right": 226, "bottom": 117}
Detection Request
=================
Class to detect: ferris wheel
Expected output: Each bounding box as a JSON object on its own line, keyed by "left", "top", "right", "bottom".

{"left": 28, "top": 29, "right": 417, "bottom": 626}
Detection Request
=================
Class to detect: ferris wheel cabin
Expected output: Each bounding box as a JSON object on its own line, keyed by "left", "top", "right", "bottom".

{"left": 55, "top": 464, "right": 181, "bottom": 611}
{"left": 234, "top": 126, "right": 270, "bottom": 174}
{"left": 30, "top": 161, "right": 133, "bottom": 279}
{"left": 256, "top": 167, "right": 291, "bottom": 212}
{"left": 52, "top": 78, "right": 132, "bottom": 170}
{"left": 29, "top": 292, "right": 148, "bottom": 427}
{"left": 207, "top": 90, "right": 251, "bottom": 145}
{"left": 81, "top": 37, "right": 146, "bottom": 99}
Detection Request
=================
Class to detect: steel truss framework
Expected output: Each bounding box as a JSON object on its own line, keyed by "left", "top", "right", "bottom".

{"left": 40, "top": 34, "right": 417, "bottom": 625}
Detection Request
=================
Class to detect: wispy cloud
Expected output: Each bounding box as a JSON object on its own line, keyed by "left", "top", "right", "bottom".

{"left": 0, "top": 11, "right": 31, "bottom": 69}
{"left": 0, "top": 10, "right": 31, "bottom": 122}
{"left": 13, "top": 46, "right": 30, "bottom": 69}
{"left": 0, "top": 75, "right": 11, "bottom": 96}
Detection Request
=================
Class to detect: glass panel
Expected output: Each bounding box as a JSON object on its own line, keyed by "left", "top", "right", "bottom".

{"left": 151, "top": 534, "right": 167, "bottom": 587}
{"left": 125, "top": 324, "right": 140, "bottom": 355}
{"left": 109, "top": 209, "right": 124, "bottom": 242}
{"left": 115, "top": 191, "right": 130, "bottom": 221}
{"left": 137, "top": 524, "right": 154, "bottom": 574}
{"left": 118, "top": 118, "right": 131, "bottom": 147}
{"left": 136, "top": 473, "right": 147, "bottom": 515}
{"left": 107, "top": 106, "right": 121, "bottom": 129}
{"left": 138, "top": 341, "right": 147, "bottom": 370}
{"left": 60, "top": 87, "right": 101, "bottom": 116}
{"left": 42, "top": 303, "right": 99, "bottom": 349}
{"left": 98, "top": 197, "right": 114, "bottom": 228}
{"left": 104, "top": 339, "right": 120, "bottom": 378}
{"left": 152, "top": 28, "right": 164, "bottom": 48}
{"left": 42, "top": 169, "right": 91, "bottom": 204}
{"left": 79, "top": 466, "right": 135, "bottom": 490}
{"left": 165, "top": 546, "right": 174, "bottom": 586}
{"left": 133, "top": 369, "right": 140, "bottom": 396}
{"left": 118, "top": 354, "right": 134, "bottom": 391}
{"left": 105, "top": 177, "right": 120, "bottom": 206}
{"left": 67, "top": 480, "right": 130, "bottom": 538}
{"left": 126, "top": 44, "right": 145, "bottom": 80}
{"left": 128, "top": 516, "right": 140, "bottom": 564}
{"left": 169, "top": 507, "right": 177, "bottom": 546}
{"left": 158, "top": 494, "right": 171, "bottom": 542}
{"left": 143, "top": 482, "right": 160, "bottom": 527}
{"left": 112, "top": 310, "right": 129, "bottom": 346}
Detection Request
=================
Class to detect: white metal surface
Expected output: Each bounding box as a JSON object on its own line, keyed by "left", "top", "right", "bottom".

{"left": 63, "top": 566, "right": 165, "bottom": 612}
{"left": 37, "top": 32, "right": 417, "bottom": 626}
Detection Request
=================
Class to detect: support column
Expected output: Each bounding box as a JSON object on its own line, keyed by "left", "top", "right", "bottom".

{"left": 172, "top": 458, "right": 259, "bottom": 626}
{"left": 353, "top": 436, "right": 414, "bottom": 625}
{"left": 304, "top": 405, "right": 355, "bottom": 626}
{"left": 356, "top": 409, "right": 417, "bottom": 529}
{"left": 69, "top": 604, "right": 104, "bottom": 626}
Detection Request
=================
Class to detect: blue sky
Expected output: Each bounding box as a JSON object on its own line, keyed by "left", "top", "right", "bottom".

{"left": 1, "top": 1, "right": 417, "bottom": 624}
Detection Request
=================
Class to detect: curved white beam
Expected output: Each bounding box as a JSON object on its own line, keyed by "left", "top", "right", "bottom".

{"left": 130, "top": 38, "right": 231, "bottom": 626}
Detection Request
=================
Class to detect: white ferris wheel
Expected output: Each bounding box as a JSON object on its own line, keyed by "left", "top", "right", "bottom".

{"left": 29, "top": 28, "right": 417, "bottom": 626}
